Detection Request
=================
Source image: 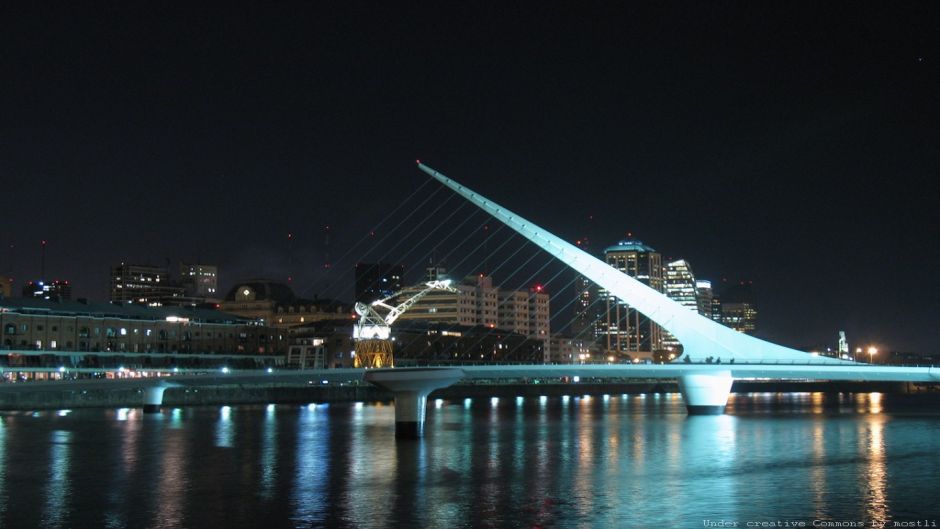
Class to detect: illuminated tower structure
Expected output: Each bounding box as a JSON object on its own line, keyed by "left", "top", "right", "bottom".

{"left": 594, "top": 237, "right": 663, "bottom": 360}
{"left": 695, "top": 280, "right": 714, "bottom": 318}
{"left": 662, "top": 259, "right": 698, "bottom": 352}
{"left": 720, "top": 281, "right": 758, "bottom": 334}
{"left": 570, "top": 237, "right": 600, "bottom": 340}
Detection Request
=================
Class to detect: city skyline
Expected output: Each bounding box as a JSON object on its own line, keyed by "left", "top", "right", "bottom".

{"left": 1, "top": 4, "right": 937, "bottom": 353}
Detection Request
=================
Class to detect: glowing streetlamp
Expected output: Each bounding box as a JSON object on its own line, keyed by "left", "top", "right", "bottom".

{"left": 868, "top": 346, "right": 877, "bottom": 364}
{"left": 855, "top": 347, "right": 862, "bottom": 362}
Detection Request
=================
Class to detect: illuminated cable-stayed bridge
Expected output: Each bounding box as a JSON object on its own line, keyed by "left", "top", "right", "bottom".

{"left": 362, "top": 163, "right": 940, "bottom": 435}
{"left": 2, "top": 163, "right": 937, "bottom": 437}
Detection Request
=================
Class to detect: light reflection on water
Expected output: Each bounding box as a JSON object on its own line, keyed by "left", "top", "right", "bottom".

{"left": 0, "top": 417, "right": 6, "bottom": 519}
{"left": 43, "top": 430, "right": 72, "bottom": 528}
{"left": 0, "top": 392, "right": 937, "bottom": 528}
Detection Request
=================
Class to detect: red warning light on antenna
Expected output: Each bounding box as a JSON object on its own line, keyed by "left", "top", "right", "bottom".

{"left": 416, "top": 159, "right": 421, "bottom": 164}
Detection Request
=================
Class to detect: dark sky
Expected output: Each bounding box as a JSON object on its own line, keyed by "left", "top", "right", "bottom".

{"left": 1, "top": 4, "right": 938, "bottom": 353}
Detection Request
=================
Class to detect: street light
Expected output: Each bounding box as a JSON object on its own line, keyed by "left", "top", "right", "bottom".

{"left": 868, "top": 346, "right": 877, "bottom": 364}
{"left": 855, "top": 347, "right": 862, "bottom": 362}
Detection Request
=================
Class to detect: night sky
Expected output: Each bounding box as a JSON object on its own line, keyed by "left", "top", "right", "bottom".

{"left": 1, "top": 4, "right": 937, "bottom": 353}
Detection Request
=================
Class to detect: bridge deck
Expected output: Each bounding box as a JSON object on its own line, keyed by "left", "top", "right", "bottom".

{"left": 0, "top": 364, "right": 936, "bottom": 395}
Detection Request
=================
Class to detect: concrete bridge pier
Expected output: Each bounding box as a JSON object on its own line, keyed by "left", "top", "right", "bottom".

{"left": 142, "top": 384, "right": 169, "bottom": 413}
{"left": 364, "top": 368, "right": 464, "bottom": 438}
{"left": 678, "top": 371, "right": 733, "bottom": 415}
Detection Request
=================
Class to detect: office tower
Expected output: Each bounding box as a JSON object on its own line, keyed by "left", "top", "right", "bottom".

{"left": 354, "top": 262, "right": 404, "bottom": 303}
{"left": 720, "top": 281, "right": 758, "bottom": 334}
{"left": 22, "top": 279, "right": 72, "bottom": 301}
{"left": 110, "top": 263, "right": 185, "bottom": 306}
{"left": 662, "top": 259, "right": 698, "bottom": 351}
{"left": 695, "top": 280, "right": 714, "bottom": 318}
{"left": 594, "top": 237, "right": 663, "bottom": 359}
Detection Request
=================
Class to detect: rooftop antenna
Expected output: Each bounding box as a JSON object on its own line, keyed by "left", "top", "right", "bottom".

{"left": 40, "top": 239, "right": 47, "bottom": 282}
{"left": 287, "top": 232, "right": 294, "bottom": 284}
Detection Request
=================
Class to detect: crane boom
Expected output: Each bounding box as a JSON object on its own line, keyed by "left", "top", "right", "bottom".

{"left": 353, "top": 280, "right": 458, "bottom": 341}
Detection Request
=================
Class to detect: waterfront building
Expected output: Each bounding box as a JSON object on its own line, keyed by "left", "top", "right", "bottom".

{"left": 0, "top": 297, "right": 286, "bottom": 360}
{"left": 549, "top": 334, "right": 599, "bottom": 363}
{"left": 219, "top": 279, "right": 350, "bottom": 328}
{"left": 110, "top": 263, "right": 185, "bottom": 306}
{"left": 22, "top": 279, "right": 72, "bottom": 301}
{"left": 287, "top": 319, "right": 356, "bottom": 368}
{"left": 594, "top": 237, "right": 663, "bottom": 360}
{"left": 393, "top": 321, "right": 545, "bottom": 364}
{"left": 288, "top": 318, "right": 545, "bottom": 368}
{"left": 662, "top": 259, "right": 698, "bottom": 351}
{"left": 354, "top": 262, "right": 404, "bottom": 303}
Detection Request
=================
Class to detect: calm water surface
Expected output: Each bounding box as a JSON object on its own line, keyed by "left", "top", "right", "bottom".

{"left": 1, "top": 392, "right": 939, "bottom": 529}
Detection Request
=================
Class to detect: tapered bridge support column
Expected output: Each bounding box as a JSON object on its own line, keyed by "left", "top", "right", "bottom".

{"left": 364, "top": 368, "right": 464, "bottom": 438}
{"left": 678, "top": 371, "right": 733, "bottom": 415}
{"left": 143, "top": 384, "right": 168, "bottom": 414}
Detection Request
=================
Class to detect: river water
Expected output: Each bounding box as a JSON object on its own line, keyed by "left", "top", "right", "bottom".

{"left": 1, "top": 392, "right": 938, "bottom": 529}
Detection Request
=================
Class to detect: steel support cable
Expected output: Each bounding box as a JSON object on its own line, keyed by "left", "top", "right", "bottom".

{"left": 407, "top": 221, "right": 517, "bottom": 359}
{"left": 398, "top": 207, "right": 492, "bottom": 282}
{"left": 357, "top": 191, "right": 460, "bottom": 274}
{"left": 431, "top": 222, "right": 511, "bottom": 279}
{"left": 468, "top": 253, "right": 576, "bottom": 360}
{"left": 396, "top": 210, "right": 502, "bottom": 282}
{"left": 500, "top": 266, "right": 601, "bottom": 363}
{"left": 550, "top": 288, "right": 609, "bottom": 339}
{"left": 419, "top": 225, "right": 526, "bottom": 353}
{"left": 346, "top": 196, "right": 473, "bottom": 307}
{"left": 390, "top": 199, "right": 477, "bottom": 281}
{"left": 312, "top": 186, "right": 453, "bottom": 300}
{"left": 300, "top": 179, "right": 442, "bottom": 298}
{"left": 455, "top": 250, "right": 562, "bottom": 360}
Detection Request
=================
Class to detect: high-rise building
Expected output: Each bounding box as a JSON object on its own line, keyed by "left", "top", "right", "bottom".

{"left": 528, "top": 285, "right": 551, "bottom": 362}
{"left": 720, "top": 281, "right": 758, "bottom": 334}
{"left": 179, "top": 263, "right": 219, "bottom": 299}
{"left": 110, "top": 263, "right": 185, "bottom": 306}
{"left": 595, "top": 237, "right": 663, "bottom": 359}
{"left": 695, "top": 280, "right": 714, "bottom": 318}
{"left": 570, "top": 237, "right": 598, "bottom": 338}
{"left": 22, "top": 279, "right": 72, "bottom": 301}
{"left": 354, "top": 262, "right": 404, "bottom": 303}
{"left": 662, "top": 259, "right": 698, "bottom": 351}
{"left": 711, "top": 295, "right": 723, "bottom": 322}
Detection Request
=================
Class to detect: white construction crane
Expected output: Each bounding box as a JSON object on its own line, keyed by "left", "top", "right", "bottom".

{"left": 353, "top": 279, "right": 458, "bottom": 368}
